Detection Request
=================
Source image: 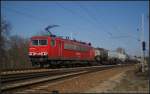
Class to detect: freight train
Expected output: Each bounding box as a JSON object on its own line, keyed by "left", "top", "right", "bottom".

{"left": 28, "top": 34, "right": 130, "bottom": 67}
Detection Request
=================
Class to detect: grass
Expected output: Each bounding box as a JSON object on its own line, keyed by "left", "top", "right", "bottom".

{"left": 111, "top": 66, "right": 149, "bottom": 93}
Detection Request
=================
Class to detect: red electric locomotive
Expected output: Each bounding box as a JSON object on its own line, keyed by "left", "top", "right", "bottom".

{"left": 28, "top": 35, "right": 95, "bottom": 67}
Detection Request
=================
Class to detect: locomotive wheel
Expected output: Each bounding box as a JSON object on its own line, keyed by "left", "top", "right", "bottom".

{"left": 31, "top": 62, "right": 40, "bottom": 67}
{"left": 31, "top": 62, "right": 37, "bottom": 67}
{"left": 40, "top": 63, "right": 44, "bottom": 68}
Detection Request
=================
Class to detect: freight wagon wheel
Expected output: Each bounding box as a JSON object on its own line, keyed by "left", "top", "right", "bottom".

{"left": 95, "top": 56, "right": 101, "bottom": 62}
{"left": 100, "top": 61, "right": 106, "bottom": 65}
{"left": 112, "top": 58, "right": 118, "bottom": 65}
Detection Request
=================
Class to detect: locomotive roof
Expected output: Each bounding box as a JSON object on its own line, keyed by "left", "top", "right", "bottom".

{"left": 62, "top": 38, "right": 91, "bottom": 47}
{"left": 31, "top": 36, "right": 50, "bottom": 39}
{"left": 31, "top": 35, "right": 92, "bottom": 47}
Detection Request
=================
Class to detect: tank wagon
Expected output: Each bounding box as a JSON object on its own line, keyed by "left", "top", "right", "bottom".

{"left": 108, "top": 51, "right": 127, "bottom": 64}
{"left": 94, "top": 48, "right": 128, "bottom": 65}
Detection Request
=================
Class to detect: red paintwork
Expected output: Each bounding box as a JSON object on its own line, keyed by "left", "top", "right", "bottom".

{"left": 29, "top": 36, "right": 95, "bottom": 61}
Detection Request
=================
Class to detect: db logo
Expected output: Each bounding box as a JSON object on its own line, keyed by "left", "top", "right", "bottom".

{"left": 76, "top": 52, "right": 80, "bottom": 55}
{"left": 29, "top": 52, "right": 48, "bottom": 56}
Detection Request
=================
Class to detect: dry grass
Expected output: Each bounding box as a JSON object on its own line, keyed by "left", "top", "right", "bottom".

{"left": 111, "top": 68, "right": 149, "bottom": 93}
{"left": 24, "top": 66, "right": 134, "bottom": 93}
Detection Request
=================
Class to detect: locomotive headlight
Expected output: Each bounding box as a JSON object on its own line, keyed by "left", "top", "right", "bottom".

{"left": 29, "top": 52, "right": 36, "bottom": 56}
{"left": 43, "top": 52, "right": 48, "bottom": 55}
{"left": 29, "top": 52, "right": 33, "bottom": 56}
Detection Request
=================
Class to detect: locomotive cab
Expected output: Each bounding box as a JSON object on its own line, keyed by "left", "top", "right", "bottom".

{"left": 28, "top": 36, "right": 62, "bottom": 67}
{"left": 28, "top": 36, "right": 50, "bottom": 66}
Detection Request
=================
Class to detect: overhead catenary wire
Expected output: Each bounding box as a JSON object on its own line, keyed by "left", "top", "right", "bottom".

{"left": 55, "top": 2, "right": 92, "bottom": 23}
{"left": 3, "top": 6, "right": 80, "bottom": 41}
{"left": 78, "top": 5, "right": 140, "bottom": 53}
{"left": 93, "top": 6, "right": 142, "bottom": 40}
{"left": 111, "top": 35, "right": 140, "bottom": 41}
{"left": 55, "top": 2, "right": 101, "bottom": 30}
{"left": 78, "top": 5, "right": 113, "bottom": 37}
{"left": 55, "top": 2, "right": 109, "bottom": 42}
{"left": 4, "top": 7, "right": 64, "bottom": 36}
{"left": 92, "top": 6, "right": 122, "bottom": 33}
{"left": 80, "top": 4, "right": 143, "bottom": 54}
{"left": 4, "top": 4, "right": 129, "bottom": 44}
{"left": 79, "top": 5, "right": 133, "bottom": 38}
{"left": 4, "top": 7, "right": 46, "bottom": 25}
{"left": 5, "top": 4, "right": 112, "bottom": 38}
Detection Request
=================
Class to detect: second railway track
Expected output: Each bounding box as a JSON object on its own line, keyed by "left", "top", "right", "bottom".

{"left": 1, "top": 64, "right": 132, "bottom": 93}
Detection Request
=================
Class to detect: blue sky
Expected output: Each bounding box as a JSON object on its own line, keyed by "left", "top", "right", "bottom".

{"left": 1, "top": 1, "right": 149, "bottom": 56}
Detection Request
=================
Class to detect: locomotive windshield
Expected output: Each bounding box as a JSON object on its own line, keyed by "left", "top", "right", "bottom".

{"left": 32, "top": 40, "right": 38, "bottom": 45}
{"left": 39, "top": 40, "right": 47, "bottom": 45}
{"left": 31, "top": 39, "right": 47, "bottom": 46}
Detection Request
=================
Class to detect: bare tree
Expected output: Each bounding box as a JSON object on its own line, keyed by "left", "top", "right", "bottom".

{"left": 0, "top": 18, "right": 11, "bottom": 67}
{"left": 0, "top": 18, "right": 32, "bottom": 70}
{"left": 8, "top": 35, "right": 29, "bottom": 68}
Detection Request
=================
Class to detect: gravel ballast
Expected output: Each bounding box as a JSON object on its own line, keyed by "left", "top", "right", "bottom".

{"left": 23, "top": 65, "right": 134, "bottom": 93}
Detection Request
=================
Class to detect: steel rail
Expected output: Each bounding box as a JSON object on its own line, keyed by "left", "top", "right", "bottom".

{"left": 1, "top": 65, "right": 117, "bottom": 82}
{"left": 1, "top": 64, "right": 130, "bottom": 92}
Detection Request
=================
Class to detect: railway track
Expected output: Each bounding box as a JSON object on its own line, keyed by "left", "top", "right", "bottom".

{"left": 1, "top": 64, "right": 131, "bottom": 93}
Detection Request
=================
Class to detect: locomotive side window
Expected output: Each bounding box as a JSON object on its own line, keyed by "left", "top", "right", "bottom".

{"left": 32, "top": 40, "right": 38, "bottom": 45}
{"left": 64, "top": 43, "right": 88, "bottom": 51}
{"left": 39, "top": 40, "right": 47, "bottom": 45}
{"left": 51, "top": 39, "right": 55, "bottom": 46}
